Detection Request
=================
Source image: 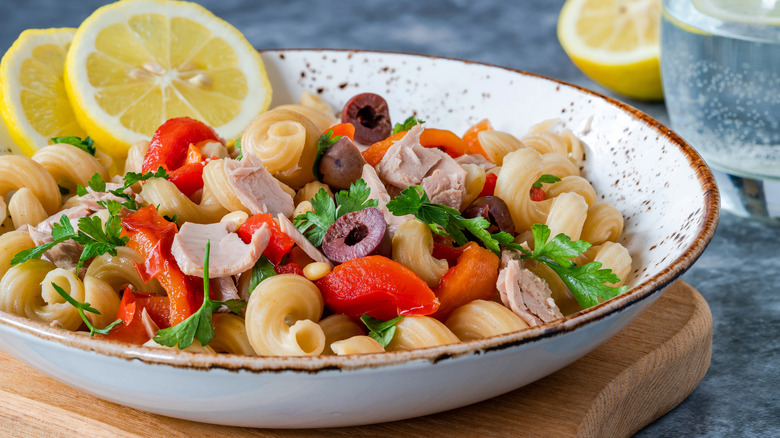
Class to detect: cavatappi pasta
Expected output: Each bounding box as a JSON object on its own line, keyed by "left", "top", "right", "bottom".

{"left": 0, "top": 92, "right": 633, "bottom": 357}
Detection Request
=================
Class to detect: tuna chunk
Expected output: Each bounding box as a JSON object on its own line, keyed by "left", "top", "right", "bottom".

{"left": 275, "top": 213, "right": 333, "bottom": 266}
{"left": 224, "top": 154, "right": 295, "bottom": 218}
{"left": 421, "top": 149, "right": 467, "bottom": 209}
{"left": 360, "top": 164, "right": 411, "bottom": 234}
{"left": 496, "top": 252, "right": 563, "bottom": 327}
{"left": 28, "top": 205, "right": 91, "bottom": 246}
{"left": 45, "top": 240, "right": 84, "bottom": 274}
{"left": 455, "top": 153, "right": 496, "bottom": 171}
{"left": 375, "top": 124, "right": 441, "bottom": 189}
{"left": 171, "top": 221, "right": 270, "bottom": 277}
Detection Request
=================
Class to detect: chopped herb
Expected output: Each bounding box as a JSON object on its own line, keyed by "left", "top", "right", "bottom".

{"left": 76, "top": 166, "right": 168, "bottom": 210}
{"left": 234, "top": 137, "right": 243, "bottom": 160}
{"left": 51, "top": 136, "right": 96, "bottom": 156}
{"left": 153, "top": 241, "right": 246, "bottom": 349}
{"left": 11, "top": 211, "right": 129, "bottom": 270}
{"left": 312, "top": 128, "right": 342, "bottom": 181}
{"left": 163, "top": 214, "right": 179, "bottom": 224}
{"left": 293, "top": 179, "right": 378, "bottom": 246}
{"left": 50, "top": 283, "right": 122, "bottom": 336}
{"left": 392, "top": 116, "right": 424, "bottom": 135}
{"left": 532, "top": 174, "right": 561, "bottom": 188}
{"left": 247, "top": 255, "right": 276, "bottom": 295}
{"left": 360, "top": 314, "right": 403, "bottom": 348}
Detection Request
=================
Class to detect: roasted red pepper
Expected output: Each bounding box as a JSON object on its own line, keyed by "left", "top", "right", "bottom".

{"left": 419, "top": 128, "right": 468, "bottom": 158}
{"left": 479, "top": 172, "right": 498, "bottom": 198}
{"left": 121, "top": 205, "right": 203, "bottom": 326}
{"left": 236, "top": 213, "right": 295, "bottom": 265}
{"left": 142, "top": 117, "right": 221, "bottom": 197}
{"left": 461, "top": 118, "right": 493, "bottom": 160}
{"left": 530, "top": 186, "right": 546, "bottom": 202}
{"left": 432, "top": 242, "right": 500, "bottom": 321}
{"left": 274, "top": 262, "right": 305, "bottom": 276}
{"left": 315, "top": 255, "right": 439, "bottom": 320}
{"left": 102, "top": 288, "right": 171, "bottom": 345}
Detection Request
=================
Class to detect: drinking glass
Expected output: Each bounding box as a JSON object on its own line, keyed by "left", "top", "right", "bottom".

{"left": 661, "top": 0, "right": 780, "bottom": 218}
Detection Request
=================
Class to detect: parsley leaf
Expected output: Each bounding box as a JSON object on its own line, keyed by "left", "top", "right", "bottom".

{"left": 234, "top": 137, "right": 243, "bottom": 160}
{"left": 312, "top": 128, "right": 343, "bottom": 181}
{"left": 50, "top": 283, "right": 122, "bottom": 336}
{"left": 532, "top": 174, "right": 562, "bottom": 188}
{"left": 51, "top": 136, "right": 96, "bottom": 156}
{"left": 293, "top": 179, "right": 377, "bottom": 246}
{"left": 392, "top": 116, "right": 425, "bottom": 135}
{"left": 77, "top": 167, "right": 168, "bottom": 210}
{"left": 248, "top": 255, "right": 276, "bottom": 295}
{"left": 153, "top": 241, "right": 246, "bottom": 349}
{"left": 360, "top": 314, "right": 403, "bottom": 348}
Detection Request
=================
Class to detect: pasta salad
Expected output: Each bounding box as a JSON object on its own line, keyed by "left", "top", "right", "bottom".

{"left": 0, "top": 91, "right": 632, "bottom": 356}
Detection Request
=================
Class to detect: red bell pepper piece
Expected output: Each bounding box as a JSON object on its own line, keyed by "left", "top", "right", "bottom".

{"left": 315, "top": 255, "right": 439, "bottom": 320}
{"left": 102, "top": 288, "right": 171, "bottom": 345}
{"left": 462, "top": 118, "right": 493, "bottom": 160}
{"left": 479, "top": 173, "right": 498, "bottom": 198}
{"left": 432, "top": 242, "right": 465, "bottom": 268}
{"left": 530, "top": 186, "right": 546, "bottom": 202}
{"left": 121, "top": 205, "right": 203, "bottom": 326}
{"left": 432, "top": 242, "right": 500, "bottom": 321}
{"left": 236, "top": 213, "right": 295, "bottom": 265}
{"left": 324, "top": 123, "right": 355, "bottom": 141}
{"left": 142, "top": 117, "right": 221, "bottom": 196}
{"left": 419, "top": 128, "right": 468, "bottom": 158}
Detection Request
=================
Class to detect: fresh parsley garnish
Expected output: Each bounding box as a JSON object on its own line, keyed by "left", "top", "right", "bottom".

{"left": 11, "top": 208, "right": 129, "bottom": 270}
{"left": 312, "top": 128, "right": 343, "bottom": 181}
{"left": 76, "top": 167, "right": 168, "bottom": 210}
{"left": 293, "top": 179, "right": 378, "bottom": 246}
{"left": 360, "top": 314, "right": 403, "bottom": 348}
{"left": 392, "top": 116, "right": 425, "bottom": 135}
{"left": 163, "top": 214, "right": 179, "bottom": 224}
{"left": 50, "top": 283, "right": 122, "bottom": 336}
{"left": 234, "top": 137, "right": 243, "bottom": 160}
{"left": 247, "top": 255, "right": 276, "bottom": 296}
{"left": 532, "top": 174, "right": 561, "bottom": 188}
{"left": 153, "top": 241, "right": 246, "bottom": 349}
{"left": 386, "top": 186, "right": 627, "bottom": 309}
{"left": 51, "top": 136, "right": 96, "bottom": 156}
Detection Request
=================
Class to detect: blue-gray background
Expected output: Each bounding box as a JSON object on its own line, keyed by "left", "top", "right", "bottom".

{"left": 1, "top": 1, "right": 778, "bottom": 436}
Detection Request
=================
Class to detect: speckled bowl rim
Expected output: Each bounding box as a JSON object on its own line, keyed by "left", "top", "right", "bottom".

{"left": 0, "top": 48, "right": 720, "bottom": 374}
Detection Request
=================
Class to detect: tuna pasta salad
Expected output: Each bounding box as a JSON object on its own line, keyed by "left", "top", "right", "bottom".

{"left": 0, "top": 90, "right": 633, "bottom": 356}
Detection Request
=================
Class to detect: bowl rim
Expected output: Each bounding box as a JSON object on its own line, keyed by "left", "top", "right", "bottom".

{"left": 0, "top": 48, "right": 720, "bottom": 374}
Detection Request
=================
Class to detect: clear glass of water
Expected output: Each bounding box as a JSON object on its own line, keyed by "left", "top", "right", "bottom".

{"left": 661, "top": 0, "right": 780, "bottom": 218}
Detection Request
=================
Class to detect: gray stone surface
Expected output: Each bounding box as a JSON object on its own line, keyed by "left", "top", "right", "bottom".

{"left": 1, "top": 0, "right": 778, "bottom": 436}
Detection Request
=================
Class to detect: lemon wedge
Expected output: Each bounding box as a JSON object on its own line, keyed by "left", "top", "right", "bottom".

{"left": 558, "top": 0, "right": 663, "bottom": 101}
{"left": 0, "top": 28, "right": 86, "bottom": 156}
{"left": 65, "top": 0, "right": 272, "bottom": 157}
{"left": 693, "top": 0, "right": 780, "bottom": 26}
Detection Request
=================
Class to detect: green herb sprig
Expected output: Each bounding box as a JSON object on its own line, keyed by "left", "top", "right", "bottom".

{"left": 312, "top": 128, "right": 344, "bottom": 181}
{"left": 360, "top": 314, "right": 403, "bottom": 348}
{"left": 50, "top": 283, "right": 122, "bottom": 336}
{"left": 51, "top": 136, "right": 96, "bottom": 156}
{"left": 247, "top": 255, "right": 276, "bottom": 296}
{"left": 153, "top": 241, "right": 246, "bottom": 349}
{"left": 392, "top": 116, "right": 425, "bottom": 135}
{"left": 532, "top": 174, "right": 561, "bottom": 188}
{"left": 293, "top": 179, "right": 378, "bottom": 246}
{"left": 76, "top": 167, "right": 168, "bottom": 210}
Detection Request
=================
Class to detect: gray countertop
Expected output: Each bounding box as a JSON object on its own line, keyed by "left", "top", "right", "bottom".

{"left": 1, "top": 0, "right": 778, "bottom": 436}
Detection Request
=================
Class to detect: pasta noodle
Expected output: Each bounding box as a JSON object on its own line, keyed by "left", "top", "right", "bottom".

{"left": 83, "top": 276, "right": 120, "bottom": 329}
{"left": 331, "top": 335, "right": 385, "bottom": 355}
{"left": 580, "top": 202, "right": 624, "bottom": 245}
{"left": 32, "top": 144, "right": 108, "bottom": 190}
{"left": 391, "top": 219, "right": 448, "bottom": 287}
{"left": 460, "top": 163, "right": 486, "bottom": 208}
{"left": 494, "top": 148, "right": 551, "bottom": 233}
{"left": 8, "top": 188, "right": 48, "bottom": 229}
{"left": 124, "top": 140, "right": 150, "bottom": 174}
{"left": 445, "top": 299, "right": 528, "bottom": 341}
{"left": 244, "top": 274, "right": 325, "bottom": 356}
{"left": 476, "top": 130, "right": 524, "bottom": 165}
{"left": 0, "top": 230, "right": 34, "bottom": 278}
{"left": 545, "top": 192, "right": 588, "bottom": 241}
{"left": 85, "top": 246, "right": 165, "bottom": 295}
{"left": 545, "top": 176, "right": 597, "bottom": 207}
{"left": 141, "top": 177, "right": 228, "bottom": 224}
{"left": 202, "top": 159, "right": 249, "bottom": 214}
{"left": 318, "top": 314, "right": 366, "bottom": 356}
{"left": 0, "top": 155, "right": 61, "bottom": 214}
{"left": 385, "top": 316, "right": 460, "bottom": 351}
{"left": 211, "top": 313, "right": 257, "bottom": 355}
{"left": 541, "top": 152, "right": 580, "bottom": 178}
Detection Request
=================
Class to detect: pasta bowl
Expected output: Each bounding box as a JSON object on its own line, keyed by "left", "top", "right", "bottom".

{"left": 0, "top": 49, "right": 719, "bottom": 428}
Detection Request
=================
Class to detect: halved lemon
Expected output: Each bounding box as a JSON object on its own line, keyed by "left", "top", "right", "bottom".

{"left": 558, "top": 0, "right": 663, "bottom": 101}
{"left": 65, "top": 0, "right": 272, "bottom": 157}
{"left": 0, "top": 28, "right": 85, "bottom": 156}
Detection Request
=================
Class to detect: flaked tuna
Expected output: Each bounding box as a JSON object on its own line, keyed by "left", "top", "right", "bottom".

{"left": 375, "top": 124, "right": 441, "bottom": 189}
{"left": 224, "top": 154, "right": 295, "bottom": 218}
{"left": 496, "top": 251, "right": 563, "bottom": 327}
{"left": 171, "top": 221, "right": 270, "bottom": 277}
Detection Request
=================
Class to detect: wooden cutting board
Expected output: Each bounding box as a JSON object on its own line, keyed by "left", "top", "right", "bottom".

{"left": 0, "top": 280, "right": 711, "bottom": 437}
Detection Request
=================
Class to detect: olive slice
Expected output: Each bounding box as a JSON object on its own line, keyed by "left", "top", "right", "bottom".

{"left": 341, "top": 93, "right": 392, "bottom": 144}
{"left": 322, "top": 207, "right": 391, "bottom": 263}
{"left": 462, "top": 196, "right": 515, "bottom": 234}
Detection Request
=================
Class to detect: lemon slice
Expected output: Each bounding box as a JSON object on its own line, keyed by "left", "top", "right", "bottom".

{"left": 65, "top": 0, "right": 272, "bottom": 157}
{"left": 693, "top": 0, "right": 780, "bottom": 26}
{"left": 558, "top": 0, "right": 663, "bottom": 101}
{"left": 0, "top": 28, "right": 86, "bottom": 156}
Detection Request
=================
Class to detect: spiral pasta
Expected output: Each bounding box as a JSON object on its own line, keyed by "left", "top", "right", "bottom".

{"left": 124, "top": 140, "right": 150, "bottom": 175}
{"left": 331, "top": 335, "right": 385, "bottom": 355}
{"left": 318, "top": 314, "right": 366, "bottom": 355}
{"left": 141, "top": 177, "right": 228, "bottom": 224}
{"left": 275, "top": 103, "right": 338, "bottom": 133}
{"left": 0, "top": 155, "right": 61, "bottom": 214}
{"left": 384, "top": 316, "right": 460, "bottom": 351}
{"left": 240, "top": 108, "right": 319, "bottom": 189}
{"left": 476, "top": 130, "right": 524, "bottom": 165}
{"left": 545, "top": 192, "right": 588, "bottom": 241}
{"left": 244, "top": 274, "right": 325, "bottom": 356}
{"left": 8, "top": 188, "right": 48, "bottom": 229}
{"left": 494, "top": 148, "right": 551, "bottom": 233}
{"left": 580, "top": 202, "right": 624, "bottom": 245}
{"left": 460, "top": 163, "right": 486, "bottom": 208}
{"left": 32, "top": 144, "right": 108, "bottom": 190}
{"left": 85, "top": 246, "right": 165, "bottom": 295}
{"left": 541, "top": 153, "right": 580, "bottom": 178}
{"left": 83, "top": 276, "right": 120, "bottom": 329}
{"left": 445, "top": 299, "right": 528, "bottom": 341}
{"left": 392, "top": 219, "right": 448, "bottom": 287}
{"left": 294, "top": 180, "right": 333, "bottom": 206}
{"left": 211, "top": 313, "right": 257, "bottom": 355}
{"left": 202, "top": 159, "right": 249, "bottom": 214}
{"left": 0, "top": 230, "right": 34, "bottom": 278}
{"left": 545, "top": 176, "right": 597, "bottom": 207}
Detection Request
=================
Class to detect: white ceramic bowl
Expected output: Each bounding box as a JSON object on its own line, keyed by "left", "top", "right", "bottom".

{"left": 0, "top": 49, "right": 719, "bottom": 428}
